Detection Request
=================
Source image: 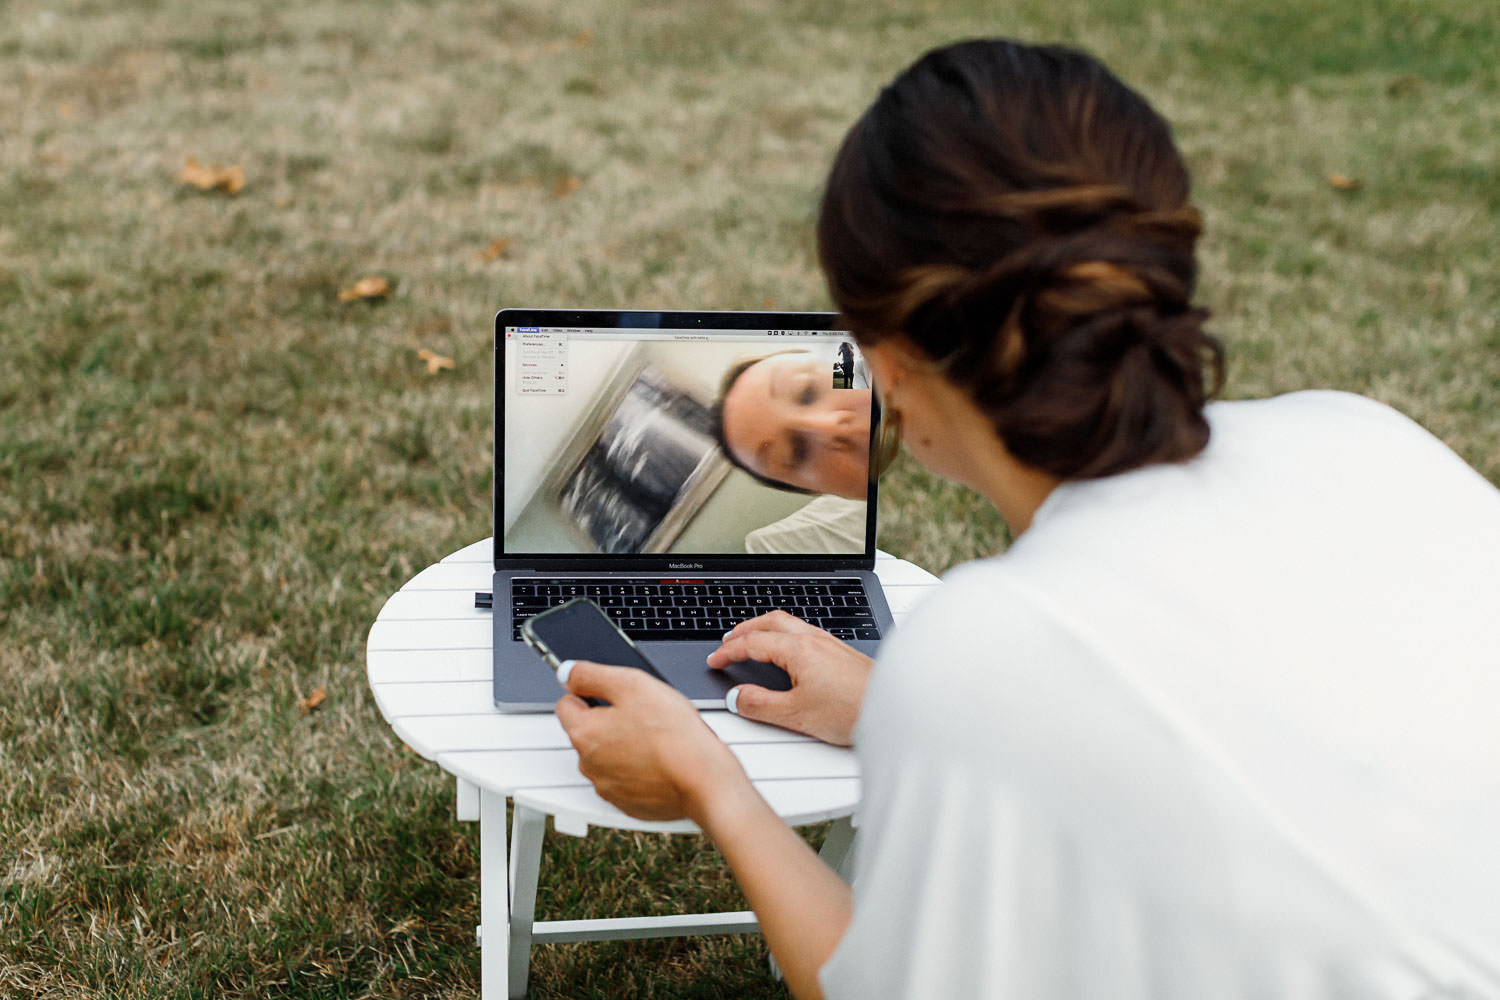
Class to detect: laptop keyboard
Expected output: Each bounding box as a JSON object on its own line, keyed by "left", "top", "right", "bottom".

{"left": 510, "top": 578, "right": 880, "bottom": 642}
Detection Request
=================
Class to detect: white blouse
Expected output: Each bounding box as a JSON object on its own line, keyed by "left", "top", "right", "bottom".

{"left": 821, "top": 391, "right": 1500, "bottom": 999}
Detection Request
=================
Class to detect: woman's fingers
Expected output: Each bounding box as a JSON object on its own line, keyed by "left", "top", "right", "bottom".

{"left": 722, "top": 609, "right": 824, "bottom": 642}
{"left": 557, "top": 659, "right": 646, "bottom": 704}
{"left": 553, "top": 662, "right": 730, "bottom": 822}
{"left": 709, "top": 614, "right": 840, "bottom": 671}
{"left": 709, "top": 628, "right": 816, "bottom": 673}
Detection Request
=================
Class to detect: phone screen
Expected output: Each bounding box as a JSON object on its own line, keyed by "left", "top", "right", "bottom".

{"left": 522, "top": 598, "right": 667, "bottom": 682}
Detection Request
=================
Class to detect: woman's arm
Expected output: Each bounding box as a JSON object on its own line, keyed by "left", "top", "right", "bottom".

{"left": 556, "top": 661, "right": 853, "bottom": 1000}
{"left": 690, "top": 762, "right": 852, "bottom": 1000}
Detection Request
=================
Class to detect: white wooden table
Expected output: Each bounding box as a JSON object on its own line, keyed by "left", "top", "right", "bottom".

{"left": 366, "top": 538, "right": 939, "bottom": 998}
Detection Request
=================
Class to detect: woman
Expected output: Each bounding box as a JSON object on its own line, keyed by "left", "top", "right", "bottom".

{"left": 556, "top": 40, "right": 1500, "bottom": 999}
{"left": 713, "top": 351, "right": 874, "bottom": 499}
{"left": 713, "top": 349, "right": 875, "bottom": 554}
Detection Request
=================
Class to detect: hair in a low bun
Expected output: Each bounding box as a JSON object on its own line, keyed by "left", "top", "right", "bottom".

{"left": 819, "top": 39, "right": 1225, "bottom": 479}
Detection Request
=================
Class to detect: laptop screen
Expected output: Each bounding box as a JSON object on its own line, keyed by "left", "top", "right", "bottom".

{"left": 496, "top": 310, "right": 876, "bottom": 562}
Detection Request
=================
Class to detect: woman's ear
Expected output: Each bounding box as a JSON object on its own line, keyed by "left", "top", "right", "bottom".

{"left": 861, "top": 337, "right": 925, "bottom": 395}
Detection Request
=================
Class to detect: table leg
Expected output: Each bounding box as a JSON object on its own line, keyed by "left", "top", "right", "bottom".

{"left": 507, "top": 805, "right": 547, "bottom": 999}
{"left": 818, "top": 815, "right": 858, "bottom": 881}
{"left": 478, "top": 789, "right": 511, "bottom": 1000}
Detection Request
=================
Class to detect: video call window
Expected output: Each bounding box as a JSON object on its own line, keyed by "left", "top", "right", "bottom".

{"left": 502, "top": 328, "right": 871, "bottom": 557}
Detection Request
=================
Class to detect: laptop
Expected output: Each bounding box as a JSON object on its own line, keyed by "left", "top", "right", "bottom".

{"left": 492, "top": 308, "right": 896, "bottom": 711}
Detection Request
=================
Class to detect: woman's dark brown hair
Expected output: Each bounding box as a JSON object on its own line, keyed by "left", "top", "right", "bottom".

{"left": 817, "top": 39, "right": 1224, "bottom": 479}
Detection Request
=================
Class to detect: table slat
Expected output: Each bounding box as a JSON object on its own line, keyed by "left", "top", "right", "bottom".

{"left": 368, "top": 647, "right": 491, "bottom": 683}
{"left": 369, "top": 618, "right": 491, "bottom": 652}
{"left": 400, "top": 561, "right": 492, "bottom": 592}
{"left": 513, "top": 778, "right": 860, "bottom": 835}
{"left": 378, "top": 589, "right": 491, "bottom": 621}
{"left": 442, "top": 538, "right": 492, "bottom": 563}
{"left": 394, "top": 709, "right": 812, "bottom": 754}
{"left": 435, "top": 741, "right": 857, "bottom": 796}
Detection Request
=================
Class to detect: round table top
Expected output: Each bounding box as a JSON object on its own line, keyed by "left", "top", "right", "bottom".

{"left": 367, "top": 539, "right": 940, "bottom": 834}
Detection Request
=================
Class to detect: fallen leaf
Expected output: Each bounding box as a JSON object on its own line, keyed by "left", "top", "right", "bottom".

{"left": 179, "top": 156, "right": 245, "bottom": 195}
{"left": 1328, "top": 174, "right": 1363, "bottom": 192}
{"left": 572, "top": 30, "right": 593, "bottom": 48}
{"left": 417, "top": 347, "right": 455, "bottom": 374}
{"left": 477, "top": 237, "right": 512, "bottom": 261}
{"left": 338, "top": 276, "right": 390, "bottom": 302}
{"left": 763, "top": 298, "right": 776, "bottom": 309}
{"left": 299, "top": 686, "right": 327, "bottom": 714}
{"left": 552, "top": 174, "right": 581, "bottom": 199}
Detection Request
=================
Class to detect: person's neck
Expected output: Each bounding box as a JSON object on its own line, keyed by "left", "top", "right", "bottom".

{"left": 970, "top": 450, "right": 1061, "bottom": 536}
{"left": 868, "top": 337, "right": 1061, "bottom": 536}
{"left": 924, "top": 380, "right": 1061, "bottom": 536}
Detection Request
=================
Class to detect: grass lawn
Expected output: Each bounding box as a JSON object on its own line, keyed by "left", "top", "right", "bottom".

{"left": 1, "top": 0, "right": 1496, "bottom": 997}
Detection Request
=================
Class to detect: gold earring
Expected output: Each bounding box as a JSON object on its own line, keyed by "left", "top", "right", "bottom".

{"left": 871, "top": 389, "right": 903, "bottom": 480}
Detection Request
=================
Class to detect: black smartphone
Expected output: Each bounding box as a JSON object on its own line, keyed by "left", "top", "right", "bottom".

{"left": 520, "top": 597, "right": 668, "bottom": 684}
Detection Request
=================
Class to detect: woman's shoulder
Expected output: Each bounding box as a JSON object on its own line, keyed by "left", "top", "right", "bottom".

{"left": 1206, "top": 389, "right": 1500, "bottom": 506}
{"left": 1207, "top": 389, "right": 1456, "bottom": 454}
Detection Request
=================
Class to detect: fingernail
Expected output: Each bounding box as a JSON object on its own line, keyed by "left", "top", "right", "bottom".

{"left": 722, "top": 630, "right": 734, "bottom": 642}
{"left": 556, "top": 659, "right": 575, "bottom": 685}
{"left": 725, "top": 687, "right": 741, "bottom": 715}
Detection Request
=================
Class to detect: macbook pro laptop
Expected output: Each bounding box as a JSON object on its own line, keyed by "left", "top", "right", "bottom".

{"left": 492, "top": 308, "right": 895, "bottom": 711}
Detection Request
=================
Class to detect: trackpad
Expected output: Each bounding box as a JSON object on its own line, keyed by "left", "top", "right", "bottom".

{"left": 647, "top": 643, "right": 791, "bottom": 700}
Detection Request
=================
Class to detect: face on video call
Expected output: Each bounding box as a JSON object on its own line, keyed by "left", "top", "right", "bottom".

{"left": 718, "top": 353, "right": 873, "bottom": 499}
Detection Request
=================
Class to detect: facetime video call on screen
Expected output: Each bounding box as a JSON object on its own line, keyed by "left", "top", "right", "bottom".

{"left": 502, "top": 326, "right": 871, "bottom": 556}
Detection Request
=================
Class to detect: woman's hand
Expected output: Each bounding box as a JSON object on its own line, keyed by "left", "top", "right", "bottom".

{"left": 708, "top": 610, "right": 873, "bottom": 747}
{"left": 555, "top": 661, "right": 747, "bottom": 825}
